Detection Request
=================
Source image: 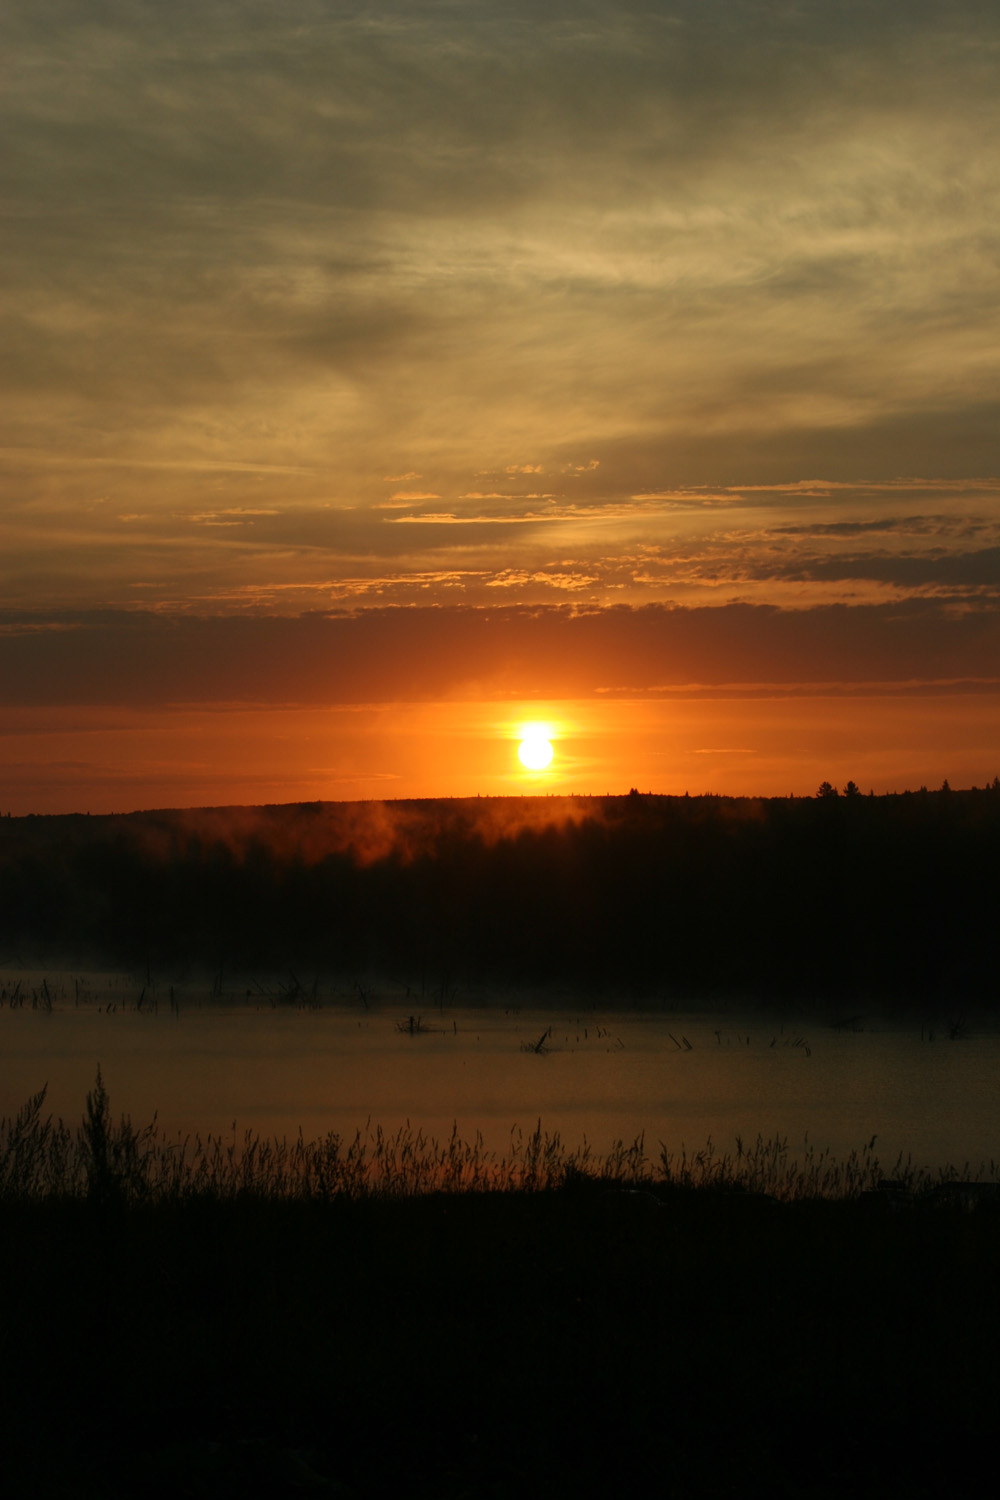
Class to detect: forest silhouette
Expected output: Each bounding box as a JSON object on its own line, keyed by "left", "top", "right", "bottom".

{"left": 2, "top": 785, "right": 998, "bottom": 1008}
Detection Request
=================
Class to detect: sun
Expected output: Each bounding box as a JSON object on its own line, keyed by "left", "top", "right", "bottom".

{"left": 518, "top": 730, "right": 554, "bottom": 770}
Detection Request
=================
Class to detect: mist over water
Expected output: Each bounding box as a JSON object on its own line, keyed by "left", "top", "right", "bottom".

{"left": 2, "top": 976, "right": 996, "bottom": 1177}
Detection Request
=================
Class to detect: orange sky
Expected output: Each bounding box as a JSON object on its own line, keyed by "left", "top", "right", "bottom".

{"left": 2, "top": 694, "right": 999, "bottom": 816}
{"left": 2, "top": 4, "right": 998, "bottom": 812}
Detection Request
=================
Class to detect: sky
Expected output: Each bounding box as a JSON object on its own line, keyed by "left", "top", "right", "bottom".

{"left": 2, "top": 0, "right": 999, "bottom": 812}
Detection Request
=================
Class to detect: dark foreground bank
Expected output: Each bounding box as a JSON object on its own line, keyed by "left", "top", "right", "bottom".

{"left": 2, "top": 1182, "right": 998, "bottom": 1499}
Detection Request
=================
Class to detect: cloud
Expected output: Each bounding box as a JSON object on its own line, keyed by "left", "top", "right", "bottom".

{"left": 749, "top": 547, "right": 1000, "bottom": 594}
{"left": 772, "top": 516, "right": 948, "bottom": 538}
{"left": 3, "top": 0, "right": 999, "bottom": 644}
{"left": 192, "top": 508, "right": 281, "bottom": 524}
{"left": 484, "top": 570, "right": 598, "bottom": 591}
{"left": 392, "top": 504, "right": 556, "bottom": 522}
{"left": 2, "top": 600, "right": 998, "bottom": 709}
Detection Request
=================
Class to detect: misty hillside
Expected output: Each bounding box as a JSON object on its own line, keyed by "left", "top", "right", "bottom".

{"left": 1, "top": 789, "right": 998, "bottom": 1009}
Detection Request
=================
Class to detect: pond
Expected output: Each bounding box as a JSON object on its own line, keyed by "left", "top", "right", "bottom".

{"left": 1, "top": 972, "right": 997, "bottom": 1177}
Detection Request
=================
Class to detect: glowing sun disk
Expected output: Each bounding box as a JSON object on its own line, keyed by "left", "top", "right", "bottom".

{"left": 518, "top": 733, "right": 554, "bottom": 770}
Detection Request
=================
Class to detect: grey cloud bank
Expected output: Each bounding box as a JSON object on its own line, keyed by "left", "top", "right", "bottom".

{"left": 1, "top": 601, "right": 997, "bottom": 708}
{"left": 2, "top": 0, "right": 998, "bottom": 738}
{"left": 4, "top": 3, "right": 999, "bottom": 482}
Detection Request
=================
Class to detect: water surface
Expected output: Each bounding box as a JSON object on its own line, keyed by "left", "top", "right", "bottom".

{"left": 1, "top": 973, "right": 996, "bottom": 1174}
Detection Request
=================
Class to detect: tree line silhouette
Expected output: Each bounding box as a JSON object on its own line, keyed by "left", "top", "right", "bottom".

{"left": 1, "top": 785, "right": 998, "bottom": 1008}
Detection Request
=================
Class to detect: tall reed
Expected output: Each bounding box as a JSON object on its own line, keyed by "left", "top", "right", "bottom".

{"left": 1, "top": 1075, "right": 995, "bottom": 1204}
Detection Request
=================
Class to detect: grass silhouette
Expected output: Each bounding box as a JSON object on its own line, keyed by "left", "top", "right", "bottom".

{"left": 3, "top": 1072, "right": 997, "bottom": 1205}
{"left": 2, "top": 1074, "right": 998, "bottom": 1498}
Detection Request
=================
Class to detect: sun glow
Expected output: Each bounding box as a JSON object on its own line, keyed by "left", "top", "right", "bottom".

{"left": 517, "top": 724, "right": 555, "bottom": 771}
